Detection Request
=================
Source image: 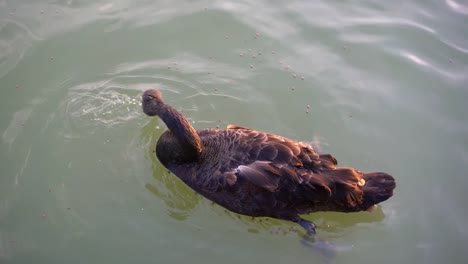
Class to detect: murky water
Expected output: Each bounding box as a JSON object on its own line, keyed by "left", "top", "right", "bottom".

{"left": 1, "top": 1, "right": 467, "bottom": 263}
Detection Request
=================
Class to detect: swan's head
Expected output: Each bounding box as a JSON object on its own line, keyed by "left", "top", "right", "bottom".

{"left": 142, "top": 89, "right": 164, "bottom": 116}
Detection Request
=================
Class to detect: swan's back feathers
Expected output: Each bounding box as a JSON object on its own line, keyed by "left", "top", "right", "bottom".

{"left": 194, "top": 126, "right": 372, "bottom": 213}
{"left": 223, "top": 124, "right": 322, "bottom": 169}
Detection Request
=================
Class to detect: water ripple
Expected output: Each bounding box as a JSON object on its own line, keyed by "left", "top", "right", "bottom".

{"left": 214, "top": 0, "right": 297, "bottom": 39}
{"left": 64, "top": 85, "right": 141, "bottom": 133}
{"left": 2, "top": 108, "right": 33, "bottom": 147}
{"left": 446, "top": 0, "right": 468, "bottom": 15}
{"left": 397, "top": 49, "right": 467, "bottom": 84}
{"left": 109, "top": 54, "right": 256, "bottom": 83}
{"left": 14, "top": 146, "right": 31, "bottom": 187}
{"left": 346, "top": 17, "right": 436, "bottom": 34}
{"left": 0, "top": 20, "right": 34, "bottom": 78}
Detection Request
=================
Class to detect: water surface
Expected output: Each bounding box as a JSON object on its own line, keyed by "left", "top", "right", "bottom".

{"left": 1, "top": 1, "right": 467, "bottom": 263}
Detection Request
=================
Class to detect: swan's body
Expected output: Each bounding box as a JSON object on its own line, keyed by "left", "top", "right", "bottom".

{"left": 142, "top": 89, "right": 395, "bottom": 233}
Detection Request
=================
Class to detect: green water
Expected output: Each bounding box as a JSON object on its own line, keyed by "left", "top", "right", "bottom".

{"left": 1, "top": 1, "right": 467, "bottom": 263}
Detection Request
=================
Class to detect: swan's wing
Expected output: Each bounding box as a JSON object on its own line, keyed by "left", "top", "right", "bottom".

{"left": 226, "top": 129, "right": 335, "bottom": 170}
{"left": 198, "top": 128, "right": 362, "bottom": 207}
{"left": 220, "top": 129, "right": 337, "bottom": 195}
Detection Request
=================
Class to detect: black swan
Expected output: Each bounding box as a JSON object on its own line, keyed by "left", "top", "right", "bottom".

{"left": 142, "top": 89, "right": 395, "bottom": 233}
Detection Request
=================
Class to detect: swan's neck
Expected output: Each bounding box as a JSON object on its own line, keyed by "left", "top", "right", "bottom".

{"left": 158, "top": 103, "right": 203, "bottom": 158}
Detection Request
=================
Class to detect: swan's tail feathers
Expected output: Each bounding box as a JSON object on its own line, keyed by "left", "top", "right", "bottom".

{"left": 361, "top": 172, "right": 396, "bottom": 210}
{"left": 299, "top": 168, "right": 395, "bottom": 212}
